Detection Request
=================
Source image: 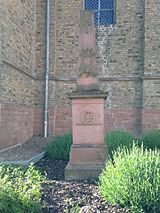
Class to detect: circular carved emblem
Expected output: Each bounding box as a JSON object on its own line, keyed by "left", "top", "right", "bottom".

{"left": 80, "top": 111, "right": 95, "bottom": 125}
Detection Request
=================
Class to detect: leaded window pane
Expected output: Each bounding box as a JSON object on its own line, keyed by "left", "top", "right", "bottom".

{"left": 93, "top": 11, "right": 99, "bottom": 26}
{"left": 84, "top": 0, "right": 115, "bottom": 26}
{"left": 100, "top": 0, "right": 114, "bottom": 10}
{"left": 99, "top": 10, "right": 114, "bottom": 25}
{"left": 85, "top": 0, "right": 98, "bottom": 10}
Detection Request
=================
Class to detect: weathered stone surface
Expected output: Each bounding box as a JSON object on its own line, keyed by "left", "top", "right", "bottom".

{"left": 65, "top": 11, "right": 108, "bottom": 180}
{"left": 65, "top": 164, "right": 105, "bottom": 181}
{"left": 65, "top": 95, "right": 108, "bottom": 180}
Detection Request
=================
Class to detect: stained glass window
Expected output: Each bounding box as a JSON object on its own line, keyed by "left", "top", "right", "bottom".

{"left": 84, "top": 0, "right": 115, "bottom": 26}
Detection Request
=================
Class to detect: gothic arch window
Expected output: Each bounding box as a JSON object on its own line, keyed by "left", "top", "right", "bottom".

{"left": 84, "top": 0, "right": 115, "bottom": 26}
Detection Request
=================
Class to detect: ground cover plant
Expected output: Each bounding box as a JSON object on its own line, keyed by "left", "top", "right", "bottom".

{"left": 0, "top": 164, "right": 44, "bottom": 213}
{"left": 45, "top": 132, "right": 72, "bottom": 160}
{"left": 99, "top": 143, "right": 160, "bottom": 213}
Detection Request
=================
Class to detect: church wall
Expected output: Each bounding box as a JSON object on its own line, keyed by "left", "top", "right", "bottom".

{"left": 36, "top": 0, "right": 145, "bottom": 136}
{"left": 1, "top": 0, "right": 160, "bottom": 150}
{"left": 142, "top": 0, "right": 160, "bottom": 131}
{"left": 0, "top": 0, "right": 36, "bottom": 149}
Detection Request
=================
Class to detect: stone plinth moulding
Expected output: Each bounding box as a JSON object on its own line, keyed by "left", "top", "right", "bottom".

{"left": 65, "top": 11, "right": 108, "bottom": 180}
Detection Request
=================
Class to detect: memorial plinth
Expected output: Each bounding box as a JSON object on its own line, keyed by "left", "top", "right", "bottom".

{"left": 65, "top": 11, "right": 108, "bottom": 180}
{"left": 65, "top": 92, "right": 108, "bottom": 180}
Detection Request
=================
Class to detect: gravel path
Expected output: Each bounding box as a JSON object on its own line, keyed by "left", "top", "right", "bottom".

{"left": 35, "top": 157, "right": 132, "bottom": 213}
{"left": 0, "top": 137, "right": 53, "bottom": 162}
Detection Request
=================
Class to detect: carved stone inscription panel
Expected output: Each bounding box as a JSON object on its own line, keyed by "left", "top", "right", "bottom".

{"left": 76, "top": 110, "right": 101, "bottom": 126}
{"left": 80, "top": 111, "right": 95, "bottom": 125}
{"left": 72, "top": 99, "right": 104, "bottom": 144}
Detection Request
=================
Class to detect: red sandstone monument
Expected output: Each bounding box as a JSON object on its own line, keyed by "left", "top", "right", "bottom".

{"left": 65, "top": 11, "right": 108, "bottom": 180}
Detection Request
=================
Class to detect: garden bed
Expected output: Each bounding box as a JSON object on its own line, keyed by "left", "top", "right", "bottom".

{"left": 35, "top": 156, "right": 132, "bottom": 213}
{"left": 1, "top": 129, "right": 159, "bottom": 212}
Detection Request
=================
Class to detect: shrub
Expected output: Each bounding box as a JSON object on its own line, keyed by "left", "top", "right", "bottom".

{"left": 138, "top": 129, "right": 160, "bottom": 150}
{"left": 99, "top": 143, "right": 160, "bottom": 213}
{"left": 0, "top": 164, "right": 44, "bottom": 213}
{"left": 104, "top": 130, "right": 133, "bottom": 157}
{"left": 45, "top": 132, "right": 72, "bottom": 160}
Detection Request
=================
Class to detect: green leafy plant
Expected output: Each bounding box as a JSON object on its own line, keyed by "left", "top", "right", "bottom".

{"left": 66, "top": 204, "right": 80, "bottom": 213}
{"left": 0, "top": 164, "right": 44, "bottom": 213}
{"left": 65, "top": 197, "right": 80, "bottom": 213}
{"left": 138, "top": 129, "right": 160, "bottom": 150}
{"left": 45, "top": 132, "right": 72, "bottom": 160}
{"left": 104, "top": 130, "right": 133, "bottom": 157}
{"left": 99, "top": 143, "right": 160, "bottom": 213}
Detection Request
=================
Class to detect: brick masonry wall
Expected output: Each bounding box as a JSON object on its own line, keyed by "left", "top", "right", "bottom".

{"left": 1, "top": 64, "right": 35, "bottom": 106}
{"left": 144, "top": 0, "right": 160, "bottom": 76}
{"left": 1, "top": 0, "right": 36, "bottom": 106}
{"left": 34, "top": 0, "right": 159, "bottom": 136}
{"left": 35, "top": 0, "right": 45, "bottom": 78}
{"left": 143, "top": 0, "right": 160, "bottom": 107}
{"left": 50, "top": 0, "right": 82, "bottom": 78}
{"left": 33, "top": 0, "right": 46, "bottom": 137}
{"left": 33, "top": 80, "right": 44, "bottom": 136}
{"left": 108, "top": 0, "right": 145, "bottom": 77}
{"left": 36, "top": 0, "right": 145, "bottom": 136}
{"left": 142, "top": 0, "right": 160, "bottom": 131}
{"left": 0, "top": 62, "right": 2, "bottom": 105}
{"left": 0, "top": 0, "right": 36, "bottom": 149}
{"left": 48, "top": 0, "right": 160, "bottom": 134}
{"left": 0, "top": 0, "right": 3, "bottom": 104}
{"left": 0, "top": 103, "right": 34, "bottom": 149}
{"left": 2, "top": 0, "right": 36, "bottom": 75}
{"left": 142, "top": 109, "right": 160, "bottom": 132}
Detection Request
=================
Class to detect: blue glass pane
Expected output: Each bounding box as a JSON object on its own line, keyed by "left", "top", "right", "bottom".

{"left": 85, "top": 0, "right": 98, "bottom": 10}
{"left": 100, "top": 0, "right": 114, "bottom": 10}
{"left": 93, "top": 11, "right": 99, "bottom": 26}
{"left": 99, "top": 10, "right": 114, "bottom": 25}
